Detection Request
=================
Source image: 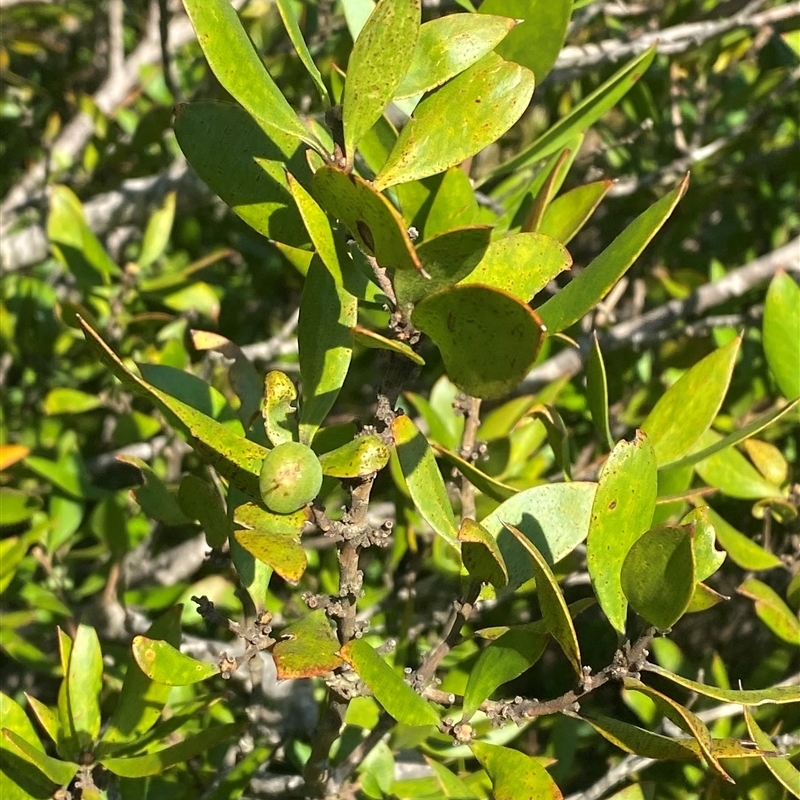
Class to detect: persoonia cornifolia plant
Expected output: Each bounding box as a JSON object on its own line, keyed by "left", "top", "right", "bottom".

{"left": 3, "top": 1, "right": 799, "bottom": 799}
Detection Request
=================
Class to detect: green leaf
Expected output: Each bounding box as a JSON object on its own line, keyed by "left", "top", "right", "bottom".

{"left": 763, "top": 269, "right": 800, "bottom": 400}
{"left": 737, "top": 578, "right": 800, "bottom": 645}
{"left": 178, "top": 474, "right": 230, "bottom": 549}
{"left": 744, "top": 707, "right": 800, "bottom": 797}
{"left": 412, "top": 167, "right": 481, "bottom": 238}
{"left": 0, "top": 694, "right": 44, "bottom": 753}
{"left": 587, "top": 431, "right": 658, "bottom": 633}
{"left": 350, "top": 325, "right": 425, "bottom": 365}
{"left": 480, "top": 0, "right": 571, "bottom": 83}
{"left": 78, "top": 317, "right": 268, "bottom": 499}
{"left": 586, "top": 332, "right": 614, "bottom": 450}
{"left": 392, "top": 414, "right": 458, "bottom": 546}
{"left": 139, "top": 191, "right": 176, "bottom": 269}
{"left": 643, "top": 663, "right": 800, "bottom": 705}
{"left": 374, "top": 53, "right": 535, "bottom": 190}
{"left": 395, "top": 14, "right": 516, "bottom": 98}
{"left": 462, "top": 626, "right": 547, "bottom": 717}
{"left": 180, "top": 0, "right": 322, "bottom": 151}
{"left": 233, "top": 528, "right": 306, "bottom": 585}
{"left": 48, "top": 185, "right": 121, "bottom": 287}
{"left": 102, "top": 606, "right": 182, "bottom": 748}
{"left": 640, "top": 336, "right": 740, "bottom": 466}
{"left": 703, "top": 506, "right": 781, "bottom": 571}
{"left": 234, "top": 502, "right": 308, "bottom": 534}
{"left": 67, "top": 624, "right": 103, "bottom": 744}
{"left": 395, "top": 226, "right": 492, "bottom": 307}
{"left": 693, "top": 429, "right": 782, "bottom": 499}
{"left": 434, "top": 444, "right": 517, "bottom": 503}
{"left": 623, "top": 678, "right": 733, "bottom": 783}
{"left": 469, "top": 741, "right": 563, "bottom": 800}
{"left": 482, "top": 482, "right": 597, "bottom": 593}
{"left": 424, "top": 757, "right": 480, "bottom": 799}
{"left": 318, "top": 434, "right": 391, "bottom": 478}
{"left": 459, "top": 232, "right": 572, "bottom": 302}
{"left": 312, "top": 165, "right": 421, "bottom": 272}
{"left": 120, "top": 455, "right": 191, "bottom": 527}
{"left": 581, "top": 712, "right": 762, "bottom": 763}
{"left": 43, "top": 388, "right": 103, "bottom": 415}
{"left": 261, "top": 370, "right": 299, "bottom": 447}
{"left": 339, "top": 639, "right": 440, "bottom": 727}
{"left": 662, "top": 397, "right": 800, "bottom": 471}
{"left": 174, "top": 101, "right": 311, "bottom": 248}
{"left": 1, "top": 730, "right": 78, "bottom": 787}
{"left": 458, "top": 518, "right": 509, "bottom": 589}
{"left": 23, "top": 695, "right": 60, "bottom": 746}
{"left": 482, "top": 45, "right": 657, "bottom": 184}
{"left": 681, "top": 507, "right": 725, "bottom": 582}
{"left": 133, "top": 637, "right": 219, "bottom": 685}
{"left": 297, "top": 257, "right": 357, "bottom": 444}
{"left": 412, "top": 284, "right": 546, "bottom": 400}
{"left": 539, "top": 176, "right": 688, "bottom": 333}
{"left": 275, "top": 0, "right": 330, "bottom": 106}
{"left": 621, "top": 523, "right": 696, "bottom": 630}
{"left": 503, "top": 523, "right": 582, "bottom": 677}
{"left": 272, "top": 609, "right": 344, "bottom": 679}
{"left": 342, "top": 0, "right": 420, "bottom": 165}
{"left": 539, "top": 180, "right": 613, "bottom": 245}
{"left": 100, "top": 722, "right": 244, "bottom": 777}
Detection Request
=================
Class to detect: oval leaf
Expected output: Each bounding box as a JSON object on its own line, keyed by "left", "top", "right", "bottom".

{"left": 539, "top": 180, "right": 613, "bottom": 245}
{"left": 458, "top": 232, "right": 572, "bottom": 302}
{"left": 395, "top": 14, "right": 516, "bottom": 98}
{"left": 339, "top": 639, "right": 440, "bottom": 727}
{"left": 469, "top": 741, "right": 563, "bottom": 800}
{"left": 273, "top": 610, "right": 344, "bottom": 679}
{"left": 458, "top": 518, "right": 509, "bottom": 589}
{"left": 587, "top": 431, "right": 658, "bottom": 633}
{"left": 233, "top": 529, "right": 307, "bottom": 584}
{"left": 318, "top": 433, "right": 391, "bottom": 478}
{"left": 342, "top": 0, "right": 420, "bottom": 164}
{"left": 412, "top": 284, "right": 546, "bottom": 400}
{"left": 312, "top": 165, "right": 421, "bottom": 272}
{"left": 133, "top": 637, "right": 219, "bottom": 685}
{"left": 481, "top": 482, "right": 598, "bottom": 593}
{"left": 621, "top": 523, "right": 696, "bottom": 630}
{"left": 374, "top": 53, "right": 535, "bottom": 190}
{"left": 178, "top": 475, "right": 230, "bottom": 549}
{"left": 737, "top": 578, "right": 800, "bottom": 645}
{"left": 174, "top": 102, "right": 310, "bottom": 248}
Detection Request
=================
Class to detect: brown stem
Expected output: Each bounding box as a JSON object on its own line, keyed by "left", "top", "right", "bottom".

{"left": 458, "top": 396, "right": 482, "bottom": 522}
{"left": 414, "top": 582, "right": 481, "bottom": 689}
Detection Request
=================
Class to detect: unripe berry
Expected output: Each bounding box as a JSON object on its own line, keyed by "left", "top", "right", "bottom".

{"left": 259, "top": 442, "right": 322, "bottom": 514}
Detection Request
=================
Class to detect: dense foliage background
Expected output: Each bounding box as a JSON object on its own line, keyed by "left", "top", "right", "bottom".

{"left": 1, "top": 1, "right": 799, "bottom": 798}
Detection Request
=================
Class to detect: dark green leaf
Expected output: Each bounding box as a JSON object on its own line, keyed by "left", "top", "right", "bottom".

{"left": 621, "top": 523, "right": 696, "bottom": 630}
{"left": 297, "top": 257, "right": 357, "bottom": 443}
{"left": 412, "top": 284, "right": 546, "bottom": 399}
{"left": 434, "top": 444, "right": 517, "bottom": 502}
{"left": 458, "top": 518, "right": 509, "bottom": 589}
{"left": 180, "top": 0, "right": 322, "bottom": 150}
{"left": 586, "top": 332, "right": 614, "bottom": 450}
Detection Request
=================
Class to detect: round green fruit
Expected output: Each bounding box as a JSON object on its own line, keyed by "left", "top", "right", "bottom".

{"left": 259, "top": 442, "right": 323, "bottom": 514}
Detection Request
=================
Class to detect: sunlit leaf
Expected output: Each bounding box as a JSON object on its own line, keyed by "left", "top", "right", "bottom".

{"left": 763, "top": 269, "right": 800, "bottom": 400}
{"left": 339, "top": 639, "right": 440, "bottom": 726}
{"left": 272, "top": 610, "right": 343, "bottom": 679}
{"left": 587, "top": 432, "right": 657, "bottom": 633}
{"left": 469, "top": 741, "right": 563, "bottom": 799}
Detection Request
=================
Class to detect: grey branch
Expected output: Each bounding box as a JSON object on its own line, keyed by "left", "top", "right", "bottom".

{"left": 518, "top": 236, "right": 800, "bottom": 393}
{"left": 550, "top": 1, "right": 800, "bottom": 83}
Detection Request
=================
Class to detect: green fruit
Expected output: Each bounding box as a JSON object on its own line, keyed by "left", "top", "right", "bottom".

{"left": 259, "top": 442, "right": 323, "bottom": 514}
